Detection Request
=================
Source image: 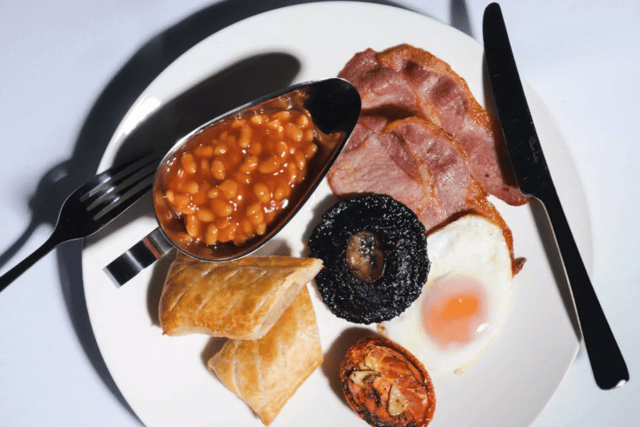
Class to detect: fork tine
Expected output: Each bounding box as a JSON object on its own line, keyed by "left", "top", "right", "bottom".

{"left": 77, "top": 151, "right": 159, "bottom": 204}
{"left": 89, "top": 168, "right": 156, "bottom": 221}
{"left": 92, "top": 181, "right": 154, "bottom": 226}
{"left": 83, "top": 157, "right": 159, "bottom": 208}
{"left": 72, "top": 151, "right": 152, "bottom": 198}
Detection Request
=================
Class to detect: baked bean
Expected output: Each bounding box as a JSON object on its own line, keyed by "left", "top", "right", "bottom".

{"left": 258, "top": 156, "right": 280, "bottom": 174}
{"left": 249, "top": 210, "right": 264, "bottom": 227}
{"left": 255, "top": 223, "right": 267, "bottom": 236}
{"left": 211, "top": 159, "right": 226, "bottom": 180}
{"left": 194, "top": 145, "right": 214, "bottom": 158}
{"left": 181, "top": 153, "right": 197, "bottom": 174}
{"left": 297, "top": 113, "right": 310, "bottom": 127}
{"left": 265, "top": 119, "right": 281, "bottom": 130}
{"left": 173, "top": 194, "right": 195, "bottom": 214}
{"left": 165, "top": 190, "right": 175, "bottom": 204}
{"left": 250, "top": 114, "right": 266, "bottom": 125}
{"left": 242, "top": 219, "right": 254, "bottom": 235}
{"left": 285, "top": 123, "right": 303, "bottom": 142}
{"left": 218, "top": 223, "right": 236, "bottom": 242}
{"left": 246, "top": 203, "right": 261, "bottom": 217}
{"left": 199, "top": 159, "right": 211, "bottom": 177}
{"left": 214, "top": 144, "right": 228, "bottom": 155}
{"left": 205, "top": 224, "right": 219, "bottom": 245}
{"left": 196, "top": 208, "right": 215, "bottom": 222}
{"left": 273, "top": 111, "right": 291, "bottom": 121}
{"left": 274, "top": 184, "right": 290, "bottom": 201}
{"left": 183, "top": 181, "right": 199, "bottom": 195}
{"left": 230, "top": 173, "right": 249, "bottom": 187}
{"left": 212, "top": 198, "right": 233, "bottom": 217}
{"left": 159, "top": 102, "right": 318, "bottom": 248}
{"left": 233, "top": 235, "right": 248, "bottom": 246}
{"left": 185, "top": 214, "right": 201, "bottom": 238}
{"left": 247, "top": 203, "right": 264, "bottom": 226}
{"left": 286, "top": 162, "right": 299, "bottom": 184}
{"left": 293, "top": 151, "right": 306, "bottom": 170}
{"left": 303, "top": 129, "right": 314, "bottom": 143}
{"left": 238, "top": 126, "right": 252, "bottom": 148}
{"left": 239, "top": 155, "right": 259, "bottom": 173}
{"left": 179, "top": 204, "right": 196, "bottom": 216}
{"left": 219, "top": 179, "right": 238, "bottom": 200}
{"left": 191, "top": 188, "right": 208, "bottom": 206}
{"left": 174, "top": 232, "right": 193, "bottom": 246}
{"left": 215, "top": 216, "right": 230, "bottom": 230}
{"left": 207, "top": 187, "right": 219, "bottom": 199}
{"left": 305, "top": 143, "right": 318, "bottom": 159}
{"left": 253, "top": 183, "right": 271, "bottom": 204}
{"left": 276, "top": 141, "right": 289, "bottom": 157}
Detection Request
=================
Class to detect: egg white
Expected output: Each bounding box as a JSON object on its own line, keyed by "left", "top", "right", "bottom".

{"left": 380, "top": 214, "right": 514, "bottom": 376}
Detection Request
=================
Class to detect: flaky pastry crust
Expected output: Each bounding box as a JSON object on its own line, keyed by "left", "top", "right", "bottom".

{"left": 207, "top": 286, "right": 323, "bottom": 425}
{"left": 158, "top": 252, "right": 323, "bottom": 339}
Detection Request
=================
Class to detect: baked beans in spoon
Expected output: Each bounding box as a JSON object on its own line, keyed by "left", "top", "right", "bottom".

{"left": 104, "top": 78, "right": 360, "bottom": 285}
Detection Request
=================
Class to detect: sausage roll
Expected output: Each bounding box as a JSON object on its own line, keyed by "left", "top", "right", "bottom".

{"left": 159, "top": 252, "right": 323, "bottom": 339}
{"left": 207, "top": 286, "right": 323, "bottom": 425}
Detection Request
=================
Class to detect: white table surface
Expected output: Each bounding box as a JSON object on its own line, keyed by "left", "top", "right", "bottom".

{"left": 0, "top": 0, "right": 638, "bottom": 425}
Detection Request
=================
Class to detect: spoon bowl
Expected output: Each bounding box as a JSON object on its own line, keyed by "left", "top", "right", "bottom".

{"left": 104, "top": 78, "right": 361, "bottom": 285}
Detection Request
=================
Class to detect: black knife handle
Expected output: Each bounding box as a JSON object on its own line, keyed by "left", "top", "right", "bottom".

{"left": 484, "top": 1, "right": 628, "bottom": 390}
{"left": 540, "top": 187, "right": 629, "bottom": 389}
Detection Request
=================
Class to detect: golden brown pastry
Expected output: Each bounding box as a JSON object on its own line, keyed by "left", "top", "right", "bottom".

{"left": 158, "top": 252, "right": 323, "bottom": 339}
{"left": 207, "top": 286, "right": 323, "bottom": 425}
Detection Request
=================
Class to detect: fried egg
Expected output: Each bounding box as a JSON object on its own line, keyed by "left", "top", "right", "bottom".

{"left": 380, "top": 214, "right": 514, "bottom": 376}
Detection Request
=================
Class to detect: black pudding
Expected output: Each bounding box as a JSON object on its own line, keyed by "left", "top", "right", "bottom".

{"left": 308, "top": 194, "right": 430, "bottom": 324}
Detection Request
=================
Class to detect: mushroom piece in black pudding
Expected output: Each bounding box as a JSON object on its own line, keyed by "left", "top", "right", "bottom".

{"left": 308, "top": 194, "right": 430, "bottom": 324}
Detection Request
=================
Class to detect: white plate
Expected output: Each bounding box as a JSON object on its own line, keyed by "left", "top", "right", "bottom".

{"left": 82, "top": 2, "right": 591, "bottom": 427}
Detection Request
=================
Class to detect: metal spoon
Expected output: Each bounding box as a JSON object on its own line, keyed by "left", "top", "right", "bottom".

{"left": 104, "top": 78, "right": 361, "bottom": 286}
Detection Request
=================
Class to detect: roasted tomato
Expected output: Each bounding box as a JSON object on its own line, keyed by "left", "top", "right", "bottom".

{"left": 340, "top": 335, "right": 436, "bottom": 427}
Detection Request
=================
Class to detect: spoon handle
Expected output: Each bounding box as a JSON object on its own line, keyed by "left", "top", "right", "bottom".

{"left": 540, "top": 189, "right": 629, "bottom": 389}
{"left": 103, "top": 227, "right": 174, "bottom": 286}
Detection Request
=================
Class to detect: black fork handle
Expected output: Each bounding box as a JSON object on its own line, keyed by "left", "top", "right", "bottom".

{"left": 0, "top": 231, "right": 64, "bottom": 293}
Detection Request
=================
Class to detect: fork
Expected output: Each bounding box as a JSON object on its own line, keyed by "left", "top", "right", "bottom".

{"left": 0, "top": 152, "right": 159, "bottom": 293}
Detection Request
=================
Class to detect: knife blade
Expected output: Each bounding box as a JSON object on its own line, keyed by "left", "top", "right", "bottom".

{"left": 483, "top": 2, "right": 628, "bottom": 390}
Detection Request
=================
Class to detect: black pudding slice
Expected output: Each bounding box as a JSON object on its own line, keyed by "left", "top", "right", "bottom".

{"left": 308, "top": 193, "right": 430, "bottom": 324}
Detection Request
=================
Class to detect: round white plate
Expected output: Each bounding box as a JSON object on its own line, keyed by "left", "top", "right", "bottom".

{"left": 82, "top": 2, "right": 590, "bottom": 427}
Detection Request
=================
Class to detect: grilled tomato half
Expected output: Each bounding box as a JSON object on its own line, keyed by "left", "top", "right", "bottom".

{"left": 340, "top": 335, "right": 436, "bottom": 427}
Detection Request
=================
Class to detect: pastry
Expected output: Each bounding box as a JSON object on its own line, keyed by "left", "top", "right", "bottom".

{"left": 159, "top": 252, "right": 323, "bottom": 339}
{"left": 207, "top": 286, "right": 323, "bottom": 425}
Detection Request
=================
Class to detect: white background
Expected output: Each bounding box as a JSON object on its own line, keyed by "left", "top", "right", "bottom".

{"left": 0, "top": 0, "right": 638, "bottom": 426}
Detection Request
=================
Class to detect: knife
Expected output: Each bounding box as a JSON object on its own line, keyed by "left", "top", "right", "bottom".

{"left": 483, "top": 2, "right": 628, "bottom": 390}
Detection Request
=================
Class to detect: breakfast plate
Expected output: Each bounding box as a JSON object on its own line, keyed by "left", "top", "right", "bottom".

{"left": 82, "top": 2, "right": 591, "bottom": 427}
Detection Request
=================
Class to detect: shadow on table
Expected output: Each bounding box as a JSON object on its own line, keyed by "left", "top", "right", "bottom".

{"left": 0, "top": 0, "right": 474, "bottom": 422}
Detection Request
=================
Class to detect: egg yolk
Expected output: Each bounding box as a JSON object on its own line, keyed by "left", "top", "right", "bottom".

{"left": 422, "top": 276, "right": 488, "bottom": 350}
